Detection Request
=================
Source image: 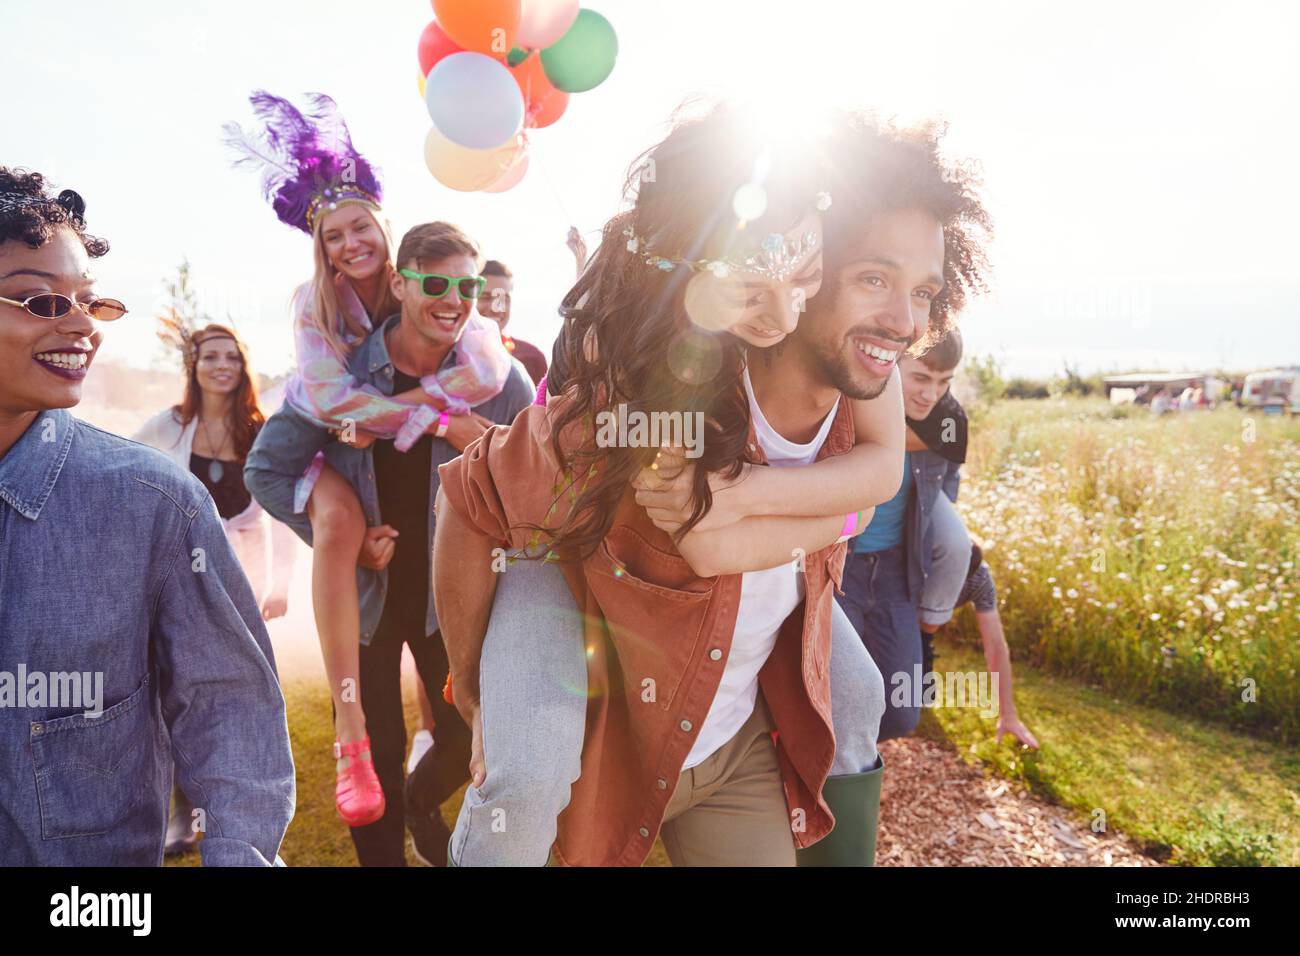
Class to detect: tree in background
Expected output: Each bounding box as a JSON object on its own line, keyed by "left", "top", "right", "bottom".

{"left": 154, "top": 258, "right": 210, "bottom": 369}
{"left": 1053, "top": 361, "right": 1104, "bottom": 398}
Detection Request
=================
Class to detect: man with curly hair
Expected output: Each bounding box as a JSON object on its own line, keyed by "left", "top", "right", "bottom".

{"left": 0, "top": 167, "right": 295, "bottom": 865}
{"left": 433, "top": 109, "right": 992, "bottom": 867}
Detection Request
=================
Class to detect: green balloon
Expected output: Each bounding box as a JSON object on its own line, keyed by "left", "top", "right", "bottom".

{"left": 539, "top": 9, "right": 618, "bottom": 94}
{"left": 507, "top": 46, "right": 531, "bottom": 68}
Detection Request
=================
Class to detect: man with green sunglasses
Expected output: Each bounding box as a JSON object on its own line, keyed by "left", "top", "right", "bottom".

{"left": 247, "top": 220, "right": 534, "bottom": 866}
{"left": 398, "top": 268, "right": 486, "bottom": 302}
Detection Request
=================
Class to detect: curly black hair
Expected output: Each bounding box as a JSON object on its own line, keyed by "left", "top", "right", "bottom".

{"left": 0, "top": 166, "right": 109, "bottom": 257}
{"left": 820, "top": 113, "right": 992, "bottom": 351}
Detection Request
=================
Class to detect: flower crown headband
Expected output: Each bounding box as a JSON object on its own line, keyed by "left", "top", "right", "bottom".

{"left": 156, "top": 310, "right": 243, "bottom": 376}
{"left": 623, "top": 190, "right": 832, "bottom": 281}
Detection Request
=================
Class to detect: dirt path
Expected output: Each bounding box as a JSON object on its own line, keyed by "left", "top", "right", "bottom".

{"left": 876, "top": 736, "right": 1157, "bottom": 866}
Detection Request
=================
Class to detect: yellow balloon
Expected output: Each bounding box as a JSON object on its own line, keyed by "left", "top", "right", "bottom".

{"left": 418, "top": 70, "right": 427, "bottom": 98}
{"left": 424, "top": 126, "right": 526, "bottom": 192}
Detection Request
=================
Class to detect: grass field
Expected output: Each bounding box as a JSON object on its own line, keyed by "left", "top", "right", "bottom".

{"left": 923, "top": 631, "right": 1299, "bottom": 866}
{"left": 960, "top": 399, "right": 1299, "bottom": 741}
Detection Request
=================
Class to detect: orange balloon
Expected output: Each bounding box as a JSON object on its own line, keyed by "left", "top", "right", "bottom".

{"left": 432, "top": 0, "right": 520, "bottom": 59}
{"left": 509, "top": 53, "right": 569, "bottom": 129}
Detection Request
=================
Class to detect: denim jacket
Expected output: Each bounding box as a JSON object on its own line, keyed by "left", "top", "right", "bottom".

{"left": 0, "top": 408, "right": 295, "bottom": 865}
{"left": 244, "top": 314, "right": 535, "bottom": 644}
{"left": 902, "top": 448, "right": 962, "bottom": 603}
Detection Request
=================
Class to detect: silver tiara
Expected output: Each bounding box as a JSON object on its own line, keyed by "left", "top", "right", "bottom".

{"left": 625, "top": 190, "right": 831, "bottom": 281}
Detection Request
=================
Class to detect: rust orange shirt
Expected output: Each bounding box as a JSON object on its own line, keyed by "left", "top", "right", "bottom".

{"left": 437, "top": 392, "right": 853, "bottom": 866}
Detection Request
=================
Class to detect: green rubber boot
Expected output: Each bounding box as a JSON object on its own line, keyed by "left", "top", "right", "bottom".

{"left": 796, "top": 757, "right": 884, "bottom": 867}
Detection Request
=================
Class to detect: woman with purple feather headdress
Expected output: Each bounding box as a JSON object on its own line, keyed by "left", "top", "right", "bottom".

{"left": 223, "top": 91, "right": 512, "bottom": 841}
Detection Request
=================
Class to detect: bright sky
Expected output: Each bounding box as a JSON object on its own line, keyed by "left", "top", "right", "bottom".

{"left": 3, "top": 0, "right": 1297, "bottom": 378}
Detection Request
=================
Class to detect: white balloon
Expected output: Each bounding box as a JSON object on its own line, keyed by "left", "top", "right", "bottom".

{"left": 425, "top": 52, "right": 524, "bottom": 149}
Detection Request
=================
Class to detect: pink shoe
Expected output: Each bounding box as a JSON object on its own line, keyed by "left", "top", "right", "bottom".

{"left": 334, "top": 736, "right": 385, "bottom": 827}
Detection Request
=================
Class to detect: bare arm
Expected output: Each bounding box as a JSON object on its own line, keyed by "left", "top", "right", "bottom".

{"left": 733, "top": 369, "right": 904, "bottom": 520}
{"left": 975, "top": 607, "right": 1039, "bottom": 748}
{"left": 632, "top": 380, "right": 898, "bottom": 573}
{"left": 638, "top": 371, "right": 904, "bottom": 541}
{"left": 675, "top": 508, "right": 872, "bottom": 578}
{"left": 432, "top": 487, "right": 499, "bottom": 718}
{"left": 566, "top": 226, "right": 588, "bottom": 278}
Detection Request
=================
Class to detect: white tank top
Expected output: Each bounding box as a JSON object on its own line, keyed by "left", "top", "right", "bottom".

{"left": 681, "top": 366, "right": 840, "bottom": 770}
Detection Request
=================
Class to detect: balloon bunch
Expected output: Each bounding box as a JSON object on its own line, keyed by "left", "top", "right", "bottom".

{"left": 417, "top": 1, "right": 618, "bottom": 192}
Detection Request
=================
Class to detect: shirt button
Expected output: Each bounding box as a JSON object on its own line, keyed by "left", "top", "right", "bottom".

{"left": 709, "top": 648, "right": 722, "bottom": 661}
{"left": 656, "top": 778, "right": 667, "bottom": 790}
{"left": 679, "top": 719, "right": 693, "bottom": 732}
{"left": 638, "top": 827, "right": 650, "bottom": 838}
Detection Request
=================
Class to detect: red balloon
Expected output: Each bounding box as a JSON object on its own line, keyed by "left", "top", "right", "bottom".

{"left": 509, "top": 53, "right": 569, "bottom": 129}
{"left": 417, "top": 20, "right": 463, "bottom": 76}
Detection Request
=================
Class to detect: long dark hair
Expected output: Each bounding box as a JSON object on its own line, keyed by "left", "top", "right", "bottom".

{"left": 173, "top": 324, "right": 265, "bottom": 460}
{"left": 533, "top": 103, "right": 827, "bottom": 559}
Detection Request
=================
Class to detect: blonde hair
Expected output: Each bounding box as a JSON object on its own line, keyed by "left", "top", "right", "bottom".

{"left": 302, "top": 202, "right": 401, "bottom": 358}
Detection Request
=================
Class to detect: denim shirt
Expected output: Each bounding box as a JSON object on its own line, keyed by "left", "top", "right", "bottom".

{"left": 0, "top": 408, "right": 295, "bottom": 865}
{"left": 244, "top": 314, "right": 535, "bottom": 644}
{"left": 902, "top": 448, "right": 962, "bottom": 603}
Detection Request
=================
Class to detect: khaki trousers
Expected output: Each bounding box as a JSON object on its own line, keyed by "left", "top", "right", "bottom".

{"left": 659, "top": 696, "right": 796, "bottom": 866}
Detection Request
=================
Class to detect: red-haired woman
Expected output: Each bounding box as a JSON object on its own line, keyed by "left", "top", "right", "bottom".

{"left": 134, "top": 322, "right": 296, "bottom": 853}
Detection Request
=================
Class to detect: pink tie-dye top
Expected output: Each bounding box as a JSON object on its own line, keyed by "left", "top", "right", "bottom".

{"left": 283, "top": 273, "right": 512, "bottom": 435}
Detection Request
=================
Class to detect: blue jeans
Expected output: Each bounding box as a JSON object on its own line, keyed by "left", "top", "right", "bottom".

{"left": 449, "top": 557, "right": 885, "bottom": 866}
{"left": 837, "top": 544, "right": 922, "bottom": 741}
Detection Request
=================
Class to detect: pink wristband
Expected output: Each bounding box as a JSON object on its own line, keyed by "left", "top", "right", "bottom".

{"left": 840, "top": 511, "right": 858, "bottom": 538}
{"left": 435, "top": 409, "right": 450, "bottom": 438}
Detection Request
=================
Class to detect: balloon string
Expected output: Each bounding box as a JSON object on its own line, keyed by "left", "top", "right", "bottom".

{"left": 527, "top": 136, "right": 573, "bottom": 223}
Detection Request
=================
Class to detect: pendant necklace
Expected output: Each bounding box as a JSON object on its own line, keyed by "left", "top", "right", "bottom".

{"left": 199, "top": 416, "right": 229, "bottom": 484}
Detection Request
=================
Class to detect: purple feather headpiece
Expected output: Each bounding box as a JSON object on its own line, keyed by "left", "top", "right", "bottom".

{"left": 223, "top": 91, "right": 383, "bottom": 236}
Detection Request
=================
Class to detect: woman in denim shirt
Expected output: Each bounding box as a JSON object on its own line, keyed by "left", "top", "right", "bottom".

{"left": 0, "top": 167, "right": 294, "bottom": 865}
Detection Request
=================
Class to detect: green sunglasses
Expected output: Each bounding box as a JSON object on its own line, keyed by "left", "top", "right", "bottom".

{"left": 399, "top": 269, "right": 487, "bottom": 300}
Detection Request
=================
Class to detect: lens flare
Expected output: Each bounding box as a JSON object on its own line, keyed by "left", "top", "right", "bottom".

{"left": 666, "top": 328, "right": 725, "bottom": 386}
{"left": 732, "top": 182, "right": 767, "bottom": 222}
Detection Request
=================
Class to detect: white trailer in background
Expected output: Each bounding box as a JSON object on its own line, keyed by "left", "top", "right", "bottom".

{"left": 1241, "top": 368, "right": 1299, "bottom": 415}
{"left": 1102, "top": 371, "right": 1217, "bottom": 406}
